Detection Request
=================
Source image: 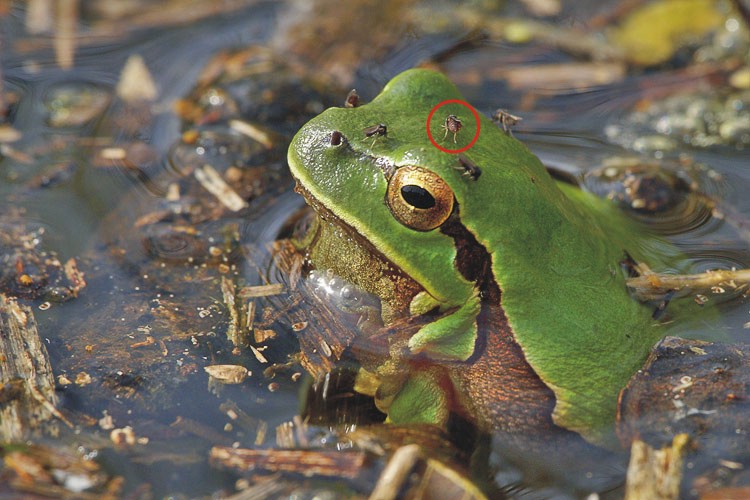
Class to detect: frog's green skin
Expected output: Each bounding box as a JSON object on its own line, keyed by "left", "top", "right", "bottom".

{"left": 287, "top": 68, "right": 676, "bottom": 445}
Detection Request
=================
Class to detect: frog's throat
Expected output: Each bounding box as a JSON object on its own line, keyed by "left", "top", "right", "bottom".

{"left": 293, "top": 180, "right": 425, "bottom": 320}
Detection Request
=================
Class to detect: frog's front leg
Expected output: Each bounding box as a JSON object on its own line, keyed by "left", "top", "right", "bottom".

{"left": 374, "top": 288, "right": 482, "bottom": 424}
{"left": 407, "top": 289, "right": 481, "bottom": 362}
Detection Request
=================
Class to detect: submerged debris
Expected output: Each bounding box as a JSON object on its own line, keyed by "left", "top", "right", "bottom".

{"left": 0, "top": 214, "right": 87, "bottom": 301}
{"left": 607, "top": 88, "right": 750, "bottom": 150}
{"left": 204, "top": 364, "right": 250, "bottom": 384}
{"left": 625, "top": 434, "right": 690, "bottom": 500}
{"left": 618, "top": 337, "right": 750, "bottom": 496}
{"left": 44, "top": 84, "right": 111, "bottom": 128}
{"left": 0, "top": 443, "right": 116, "bottom": 497}
{"left": 116, "top": 54, "right": 158, "bottom": 103}
{"left": 0, "top": 295, "right": 66, "bottom": 441}
{"left": 195, "top": 164, "right": 249, "bottom": 212}
{"left": 210, "top": 447, "right": 367, "bottom": 478}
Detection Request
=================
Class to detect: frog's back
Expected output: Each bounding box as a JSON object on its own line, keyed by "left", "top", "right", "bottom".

{"left": 455, "top": 117, "right": 670, "bottom": 443}
{"left": 389, "top": 70, "right": 671, "bottom": 442}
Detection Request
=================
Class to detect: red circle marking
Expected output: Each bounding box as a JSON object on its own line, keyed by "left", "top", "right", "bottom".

{"left": 426, "top": 99, "right": 481, "bottom": 154}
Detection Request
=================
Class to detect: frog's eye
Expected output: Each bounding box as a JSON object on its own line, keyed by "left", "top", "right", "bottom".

{"left": 386, "top": 166, "right": 454, "bottom": 231}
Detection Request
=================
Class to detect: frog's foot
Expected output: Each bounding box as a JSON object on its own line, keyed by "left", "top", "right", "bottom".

{"left": 355, "top": 357, "right": 453, "bottom": 428}
{"left": 385, "top": 369, "right": 452, "bottom": 427}
{"left": 407, "top": 291, "right": 481, "bottom": 362}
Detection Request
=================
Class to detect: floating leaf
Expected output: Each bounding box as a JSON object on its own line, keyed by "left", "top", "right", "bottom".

{"left": 609, "top": 0, "right": 725, "bottom": 66}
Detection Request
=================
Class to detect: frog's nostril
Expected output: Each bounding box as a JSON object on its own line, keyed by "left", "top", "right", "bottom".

{"left": 329, "top": 130, "right": 345, "bottom": 146}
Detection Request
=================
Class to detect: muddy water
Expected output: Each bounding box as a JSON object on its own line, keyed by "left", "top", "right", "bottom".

{"left": 1, "top": 0, "right": 749, "bottom": 498}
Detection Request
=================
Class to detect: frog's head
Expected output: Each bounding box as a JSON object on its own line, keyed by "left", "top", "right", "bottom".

{"left": 287, "top": 69, "right": 558, "bottom": 319}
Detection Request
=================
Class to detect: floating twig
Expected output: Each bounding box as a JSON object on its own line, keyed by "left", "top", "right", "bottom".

{"left": 194, "top": 164, "right": 248, "bottom": 212}
{"left": 627, "top": 268, "right": 750, "bottom": 301}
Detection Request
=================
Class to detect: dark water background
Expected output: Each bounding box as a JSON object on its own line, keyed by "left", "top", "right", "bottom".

{"left": 1, "top": 0, "right": 748, "bottom": 498}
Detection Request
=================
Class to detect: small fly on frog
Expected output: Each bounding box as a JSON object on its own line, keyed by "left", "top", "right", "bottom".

{"left": 457, "top": 155, "right": 481, "bottom": 181}
{"left": 363, "top": 123, "right": 387, "bottom": 146}
{"left": 345, "top": 89, "right": 360, "bottom": 108}
{"left": 492, "top": 109, "right": 522, "bottom": 136}
{"left": 442, "top": 115, "right": 462, "bottom": 143}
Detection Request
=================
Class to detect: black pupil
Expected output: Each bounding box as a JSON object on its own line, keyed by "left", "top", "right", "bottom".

{"left": 401, "top": 185, "right": 435, "bottom": 209}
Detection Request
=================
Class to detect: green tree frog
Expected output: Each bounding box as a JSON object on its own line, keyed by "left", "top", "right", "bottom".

{"left": 287, "top": 68, "right": 678, "bottom": 445}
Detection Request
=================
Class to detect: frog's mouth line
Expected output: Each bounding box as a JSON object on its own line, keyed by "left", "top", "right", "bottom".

{"left": 290, "top": 168, "right": 503, "bottom": 307}
{"left": 291, "top": 179, "right": 427, "bottom": 318}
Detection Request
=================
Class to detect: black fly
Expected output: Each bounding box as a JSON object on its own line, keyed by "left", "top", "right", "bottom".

{"left": 363, "top": 123, "right": 387, "bottom": 146}
{"left": 457, "top": 155, "right": 481, "bottom": 180}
